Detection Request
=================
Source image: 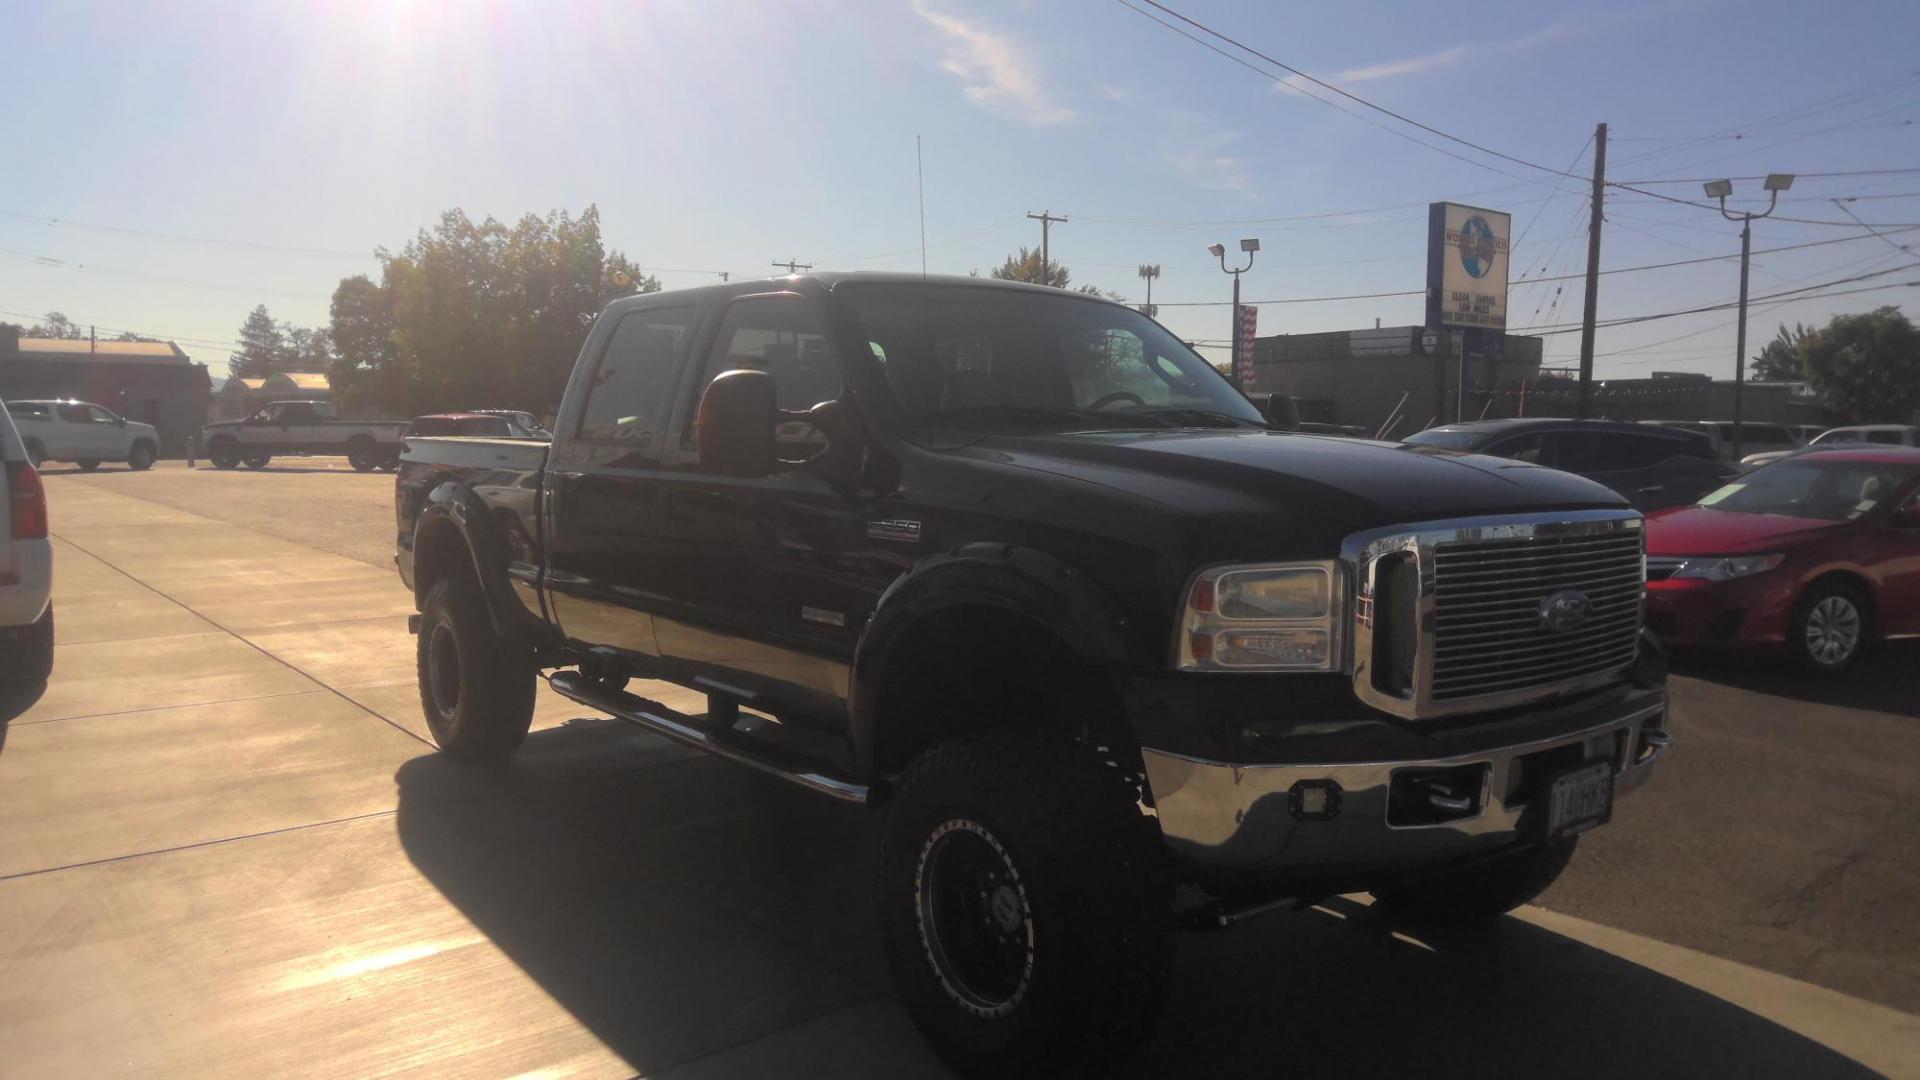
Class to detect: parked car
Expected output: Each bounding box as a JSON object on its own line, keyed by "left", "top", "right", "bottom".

{"left": 1741, "top": 424, "right": 1920, "bottom": 468}
{"left": 395, "top": 273, "right": 1670, "bottom": 1075}
{"left": 1403, "top": 418, "right": 1738, "bottom": 511}
{"left": 470, "top": 409, "right": 551, "bottom": 437}
{"left": 1, "top": 399, "right": 54, "bottom": 695}
{"left": 404, "top": 412, "right": 544, "bottom": 438}
{"left": 1644, "top": 447, "right": 1920, "bottom": 672}
{"left": 1639, "top": 419, "right": 1726, "bottom": 461}
{"left": 1787, "top": 424, "right": 1826, "bottom": 445}
{"left": 202, "top": 400, "right": 407, "bottom": 472}
{"left": 5, "top": 399, "right": 160, "bottom": 471}
{"left": 1698, "top": 420, "right": 1800, "bottom": 461}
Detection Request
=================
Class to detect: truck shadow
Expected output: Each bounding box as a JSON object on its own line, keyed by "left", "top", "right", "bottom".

{"left": 1672, "top": 639, "right": 1920, "bottom": 718}
{"left": 392, "top": 721, "right": 1880, "bottom": 1079}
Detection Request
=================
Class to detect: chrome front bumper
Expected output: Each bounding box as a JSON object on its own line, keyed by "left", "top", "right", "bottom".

{"left": 1144, "top": 695, "right": 1668, "bottom": 876}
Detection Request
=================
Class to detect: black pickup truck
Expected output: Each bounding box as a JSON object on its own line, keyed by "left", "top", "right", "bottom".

{"left": 395, "top": 273, "right": 1670, "bottom": 1075}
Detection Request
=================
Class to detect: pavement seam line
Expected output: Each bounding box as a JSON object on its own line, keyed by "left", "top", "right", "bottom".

{"left": 50, "top": 528, "right": 439, "bottom": 752}
{"left": 0, "top": 808, "right": 400, "bottom": 882}
{"left": 8, "top": 687, "right": 326, "bottom": 727}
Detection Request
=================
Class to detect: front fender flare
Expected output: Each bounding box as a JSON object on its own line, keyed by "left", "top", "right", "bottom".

{"left": 848, "top": 543, "right": 1153, "bottom": 777}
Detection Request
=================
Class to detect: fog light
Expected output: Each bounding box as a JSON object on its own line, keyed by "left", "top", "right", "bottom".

{"left": 1216, "top": 628, "right": 1329, "bottom": 668}
{"left": 1288, "top": 779, "right": 1342, "bottom": 821}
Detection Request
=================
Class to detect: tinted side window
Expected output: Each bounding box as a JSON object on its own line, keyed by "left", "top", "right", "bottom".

{"left": 1867, "top": 429, "right": 1905, "bottom": 445}
{"left": 1747, "top": 424, "right": 1792, "bottom": 443}
{"left": 59, "top": 403, "right": 90, "bottom": 423}
{"left": 1484, "top": 432, "right": 1547, "bottom": 464}
{"left": 694, "top": 295, "right": 841, "bottom": 457}
{"left": 1554, "top": 432, "right": 1670, "bottom": 473}
{"left": 87, "top": 406, "right": 119, "bottom": 424}
{"left": 578, "top": 305, "right": 695, "bottom": 445}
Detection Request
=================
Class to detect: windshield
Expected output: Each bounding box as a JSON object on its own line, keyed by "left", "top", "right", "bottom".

{"left": 1402, "top": 429, "right": 1482, "bottom": 451}
{"left": 1697, "top": 460, "right": 1919, "bottom": 520}
{"left": 838, "top": 284, "right": 1264, "bottom": 430}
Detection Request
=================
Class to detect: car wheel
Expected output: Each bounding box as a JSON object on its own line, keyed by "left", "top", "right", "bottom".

{"left": 1371, "top": 837, "right": 1579, "bottom": 926}
{"left": 127, "top": 441, "right": 157, "bottom": 471}
{"left": 416, "top": 577, "right": 536, "bottom": 760}
{"left": 878, "top": 734, "right": 1172, "bottom": 1076}
{"left": 76, "top": 459, "right": 101, "bottom": 472}
{"left": 241, "top": 452, "right": 272, "bottom": 469}
{"left": 346, "top": 437, "right": 376, "bottom": 472}
{"left": 1792, "top": 580, "right": 1869, "bottom": 674}
{"left": 23, "top": 440, "right": 46, "bottom": 467}
{"left": 208, "top": 438, "right": 240, "bottom": 470}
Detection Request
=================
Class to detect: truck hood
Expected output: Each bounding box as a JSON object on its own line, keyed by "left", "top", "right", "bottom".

{"left": 966, "top": 429, "right": 1626, "bottom": 531}
{"left": 1645, "top": 505, "right": 1849, "bottom": 555}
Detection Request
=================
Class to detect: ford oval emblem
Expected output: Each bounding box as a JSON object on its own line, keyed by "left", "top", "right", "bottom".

{"left": 1539, "top": 589, "right": 1592, "bottom": 633}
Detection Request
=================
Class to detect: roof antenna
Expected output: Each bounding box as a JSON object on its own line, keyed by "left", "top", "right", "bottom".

{"left": 917, "top": 135, "right": 928, "bottom": 280}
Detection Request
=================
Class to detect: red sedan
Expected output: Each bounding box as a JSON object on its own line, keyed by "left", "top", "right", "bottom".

{"left": 1644, "top": 447, "right": 1920, "bottom": 672}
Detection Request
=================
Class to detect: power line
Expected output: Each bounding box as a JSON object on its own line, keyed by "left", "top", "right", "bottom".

{"left": 0, "top": 208, "right": 369, "bottom": 260}
{"left": 0, "top": 306, "right": 237, "bottom": 352}
{"left": 1616, "top": 167, "right": 1920, "bottom": 185}
{"left": 1525, "top": 264, "right": 1920, "bottom": 336}
{"left": 1122, "top": 0, "right": 1588, "bottom": 183}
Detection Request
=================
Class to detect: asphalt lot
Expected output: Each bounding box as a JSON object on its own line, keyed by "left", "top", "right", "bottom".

{"left": 3, "top": 459, "right": 1917, "bottom": 1077}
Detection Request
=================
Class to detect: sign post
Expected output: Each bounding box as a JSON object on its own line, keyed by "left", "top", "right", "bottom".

{"left": 1427, "top": 203, "right": 1510, "bottom": 424}
{"left": 1234, "top": 305, "right": 1258, "bottom": 390}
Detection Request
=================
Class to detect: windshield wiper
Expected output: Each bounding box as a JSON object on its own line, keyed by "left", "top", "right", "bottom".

{"left": 924, "top": 405, "right": 1171, "bottom": 429}
{"left": 1122, "top": 407, "right": 1265, "bottom": 429}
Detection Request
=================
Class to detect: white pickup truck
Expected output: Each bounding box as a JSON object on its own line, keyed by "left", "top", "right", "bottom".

{"left": 5, "top": 399, "right": 161, "bottom": 471}
{"left": 2, "top": 399, "right": 54, "bottom": 697}
{"left": 203, "top": 400, "right": 407, "bottom": 471}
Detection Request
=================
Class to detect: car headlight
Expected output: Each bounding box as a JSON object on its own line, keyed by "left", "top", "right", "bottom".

{"left": 1670, "top": 554, "right": 1785, "bottom": 581}
{"left": 1176, "top": 561, "right": 1344, "bottom": 671}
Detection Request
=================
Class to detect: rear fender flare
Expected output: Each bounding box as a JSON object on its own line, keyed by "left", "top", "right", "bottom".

{"left": 849, "top": 543, "right": 1152, "bottom": 777}
{"left": 413, "top": 481, "right": 537, "bottom": 641}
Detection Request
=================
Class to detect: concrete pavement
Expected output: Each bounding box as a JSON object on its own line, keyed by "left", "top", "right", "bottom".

{"left": 2, "top": 466, "right": 1916, "bottom": 1078}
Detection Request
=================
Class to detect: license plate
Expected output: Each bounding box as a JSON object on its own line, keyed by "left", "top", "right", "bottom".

{"left": 1546, "top": 762, "right": 1614, "bottom": 838}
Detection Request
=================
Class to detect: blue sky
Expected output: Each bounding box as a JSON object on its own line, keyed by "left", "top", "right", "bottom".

{"left": 2, "top": 0, "right": 1917, "bottom": 379}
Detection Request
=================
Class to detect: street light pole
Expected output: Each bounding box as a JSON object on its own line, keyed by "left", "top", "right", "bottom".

{"left": 1705, "top": 173, "right": 1793, "bottom": 463}
{"left": 1210, "top": 239, "right": 1259, "bottom": 387}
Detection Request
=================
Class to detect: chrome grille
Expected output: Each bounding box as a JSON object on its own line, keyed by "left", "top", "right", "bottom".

{"left": 1429, "top": 531, "right": 1643, "bottom": 701}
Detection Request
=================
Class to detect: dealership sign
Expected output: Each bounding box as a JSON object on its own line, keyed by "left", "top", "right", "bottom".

{"left": 1234, "top": 304, "right": 1257, "bottom": 387}
{"left": 1426, "top": 202, "right": 1510, "bottom": 330}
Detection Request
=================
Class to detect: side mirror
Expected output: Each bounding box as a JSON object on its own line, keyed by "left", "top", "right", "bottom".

{"left": 115, "top": 417, "right": 126, "bottom": 428}
{"left": 696, "top": 369, "right": 777, "bottom": 477}
{"left": 1258, "top": 393, "right": 1300, "bottom": 431}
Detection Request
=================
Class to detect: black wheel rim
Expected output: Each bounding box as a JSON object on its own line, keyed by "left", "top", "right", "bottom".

{"left": 915, "top": 818, "right": 1034, "bottom": 1018}
{"left": 427, "top": 623, "right": 463, "bottom": 722}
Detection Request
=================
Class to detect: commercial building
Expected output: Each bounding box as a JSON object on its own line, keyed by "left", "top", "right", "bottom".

{"left": 1244, "top": 325, "right": 1543, "bottom": 436}
{"left": 210, "top": 370, "right": 333, "bottom": 420}
{"left": 0, "top": 329, "right": 212, "bottom": 456}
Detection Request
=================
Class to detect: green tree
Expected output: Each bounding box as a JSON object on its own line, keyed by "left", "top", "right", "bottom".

{"left": 283, "top": 325, "right": 333, "bottom": 371}
{"left": 231, "top": 305, "right": 287, "bottom": 377}
{"left": 25, "top": 312, "right": 86, "bottom": 339}
{"left": 1751, "top": 321, "right": 1815, "bottom": 382}
{"left": 1799, "top": 306, "right": 1920, "bottom": 423}
{"left": 325, "top": 206, "right": 657, "bottom": 416}
{"left": 989, "top": 247, "right": 1071, "bottom": 288}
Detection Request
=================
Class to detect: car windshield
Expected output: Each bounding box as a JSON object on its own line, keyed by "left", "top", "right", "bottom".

{"left": 1696, "top": 460, "right": 1919, "bottom": 520}
{"left": 1402, "top": 429, "right": 1483, "bottom": 451}
{"left": 838, "top": 284, "right": 1265, "bottom": 430}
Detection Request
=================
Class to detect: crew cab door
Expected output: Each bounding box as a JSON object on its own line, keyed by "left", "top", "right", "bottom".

{"left": 83, "top": 405, "right": 131, "bottom": 457}
{"left": 656, "top": 291, "right": 885, "bottom": 719}
{"left": 543, "top": 301, "right": 701, "bottom": 658}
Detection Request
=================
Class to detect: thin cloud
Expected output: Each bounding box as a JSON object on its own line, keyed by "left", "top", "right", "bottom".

{"left": 1274, "top": 15, "right": 1586, "bottom": 93}
{"left": 912, "top": 0, "right": 1073, "bottom": 126}
{"left": 1095, "top": 82, "right": 1132, "bottom": 103}
{"left": 1161, "top": 111, "right": 1254, "bottom": 194}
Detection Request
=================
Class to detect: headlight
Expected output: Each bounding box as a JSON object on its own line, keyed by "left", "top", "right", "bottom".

{"left": 1177, "top": 561, "right": 1344, "bottom": 671}
{"left": 1670, "top": 554, "right": 1784, "bottom": 581}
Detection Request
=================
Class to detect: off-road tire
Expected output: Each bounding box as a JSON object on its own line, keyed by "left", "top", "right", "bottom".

{"left": 208, "top": 438, "right": 240, "bottom": 469}
{"left": 127, "top": 441, "right": 157, "bottom": 471}
{"left": 76, "top": 459, "right": 100, "bottom": 472}
{"left": 416, "top": 578, "right": 536, "bottom": 761}
{"left": 878, "top": 734, "right": 1172, "bottom": 1077}
{"left": 1371, "top": 837, "right": 1579, "bottom": 926}
{"left": 1790, "top": 579, "right": 1870, "bottom": 674}
{"left": 241, "top": 452, "right": 272, "bottom": 469}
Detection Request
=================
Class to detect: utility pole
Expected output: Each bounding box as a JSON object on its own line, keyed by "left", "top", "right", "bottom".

{"left": 1576, "top": 121, "right": 1607, "bottom": 419}
{"left": 771, "top": 258, "right": 812, "bottom": 274}
{"left": 1026, "top": 211, "right": 1067, "bottom": 283}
